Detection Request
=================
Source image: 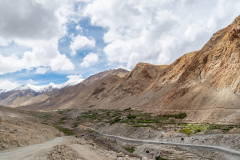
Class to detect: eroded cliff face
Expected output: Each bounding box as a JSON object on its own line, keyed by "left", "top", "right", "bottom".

{"left": 158, "top": 16, "right": 240, "bottom": 106}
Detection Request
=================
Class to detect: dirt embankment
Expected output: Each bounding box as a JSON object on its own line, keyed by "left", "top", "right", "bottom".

{"left": 0, "top": 117, "right": 62, "bottom": 150}
{"left": 0, "top": 106, "right": 63, "bottom": 150}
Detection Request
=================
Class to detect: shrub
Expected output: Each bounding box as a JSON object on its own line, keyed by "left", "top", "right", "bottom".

{"left": 124, "top": 147, "right": 135, "bottom": 153}
{"left": 123, "top": 108, "right": 132, "bottom": 111}
{"left": 110, "top": 116, "right": 120, "bottom": 125}
{"left": 174, "top": 113, "right": 187, "bottom": 119}
{"left": 180, "top": 129, "right": 191, "bottom": 136}
{"left": 162, "top": 113, "right": 187, "bottom": 119}
{"left": 195, "top": 129, "right": 202, "bottom": 133}
{"left": 127, "top": 114, "right": 137, "bottom": 119}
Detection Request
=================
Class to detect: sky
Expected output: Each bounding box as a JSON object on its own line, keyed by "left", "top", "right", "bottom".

{"left": 0, "top": 0, "right": 240, "bottom": 91}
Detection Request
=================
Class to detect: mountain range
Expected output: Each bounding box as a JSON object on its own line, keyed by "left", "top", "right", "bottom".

{"left": 2, "top": 16, "right": 240, "bottom": 124}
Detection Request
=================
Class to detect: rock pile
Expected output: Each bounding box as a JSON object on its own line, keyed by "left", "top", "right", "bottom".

{"left": 47, "top": 144, "right": 85, "bottom": 160}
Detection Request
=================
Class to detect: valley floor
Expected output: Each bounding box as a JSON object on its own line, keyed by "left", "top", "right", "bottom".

{"left": 2, "top": 107, "right": 240, "bottom": 160}
{"left": 0, "top": 134, "right": 240, "bottom": 160}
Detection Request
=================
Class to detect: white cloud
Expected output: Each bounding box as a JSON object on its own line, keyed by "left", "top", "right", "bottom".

{"left": 80, "top": 52, "right": 99, "bottom": 67}
{"left": 50, "top": 53, "right": 75, "bottom": 71}
{"left": 0, "top": 81, "right": 20, "bottom": 91}
{"left": 35, "top": 67, "right": 49, "bottom": 74}
{"left": 27, "top": 79, "right": 39, "bottom": 85}
{"left": 70, "top": 35, "right": 95, "bottom": 56}
{"left": 65, "top": 74, "right": 84, "bottom": 85}
{"left": 0, "top": 39, "right": 74, "bottom": 75}
{"left": 0, "top": 0, "right": 77, "bottom": 75}
{"left": 76, "top": 25, "right": 83, "bottom": 32}
{"left": 84, "top": 0, "right": 240, "bottom": 69}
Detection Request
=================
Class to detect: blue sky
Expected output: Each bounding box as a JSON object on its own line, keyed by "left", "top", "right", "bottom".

{"left": 0, "top": 0, "right": 240, "bottom": 91}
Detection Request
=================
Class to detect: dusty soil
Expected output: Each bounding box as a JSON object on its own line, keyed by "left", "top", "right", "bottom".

{"left": 0, "top": 106, "right": 62, "bottom": 150}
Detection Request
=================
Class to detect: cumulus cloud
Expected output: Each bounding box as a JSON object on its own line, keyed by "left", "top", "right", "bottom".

{"left": 84, "top": 0, "right": 240, "bottom": 69}
{"left": 35, "top": 67, "right": 50, "bottom": 74}
{"left": 0, "top": 81, "right": 19, "bottom": 91}
{"left": 0, "top": 0, "right": 77, "bottom": 75}
{"left": 64, "top": 74, "right": 85, "bottom": 85}
{"left": 0, "top": 39, "right": 74, "bottom": 75}
{"left": 80, "top": 52, "right": 99, "bottom": 67}
{"left": 70, "top": 35, "right": 96, "bottom": 56}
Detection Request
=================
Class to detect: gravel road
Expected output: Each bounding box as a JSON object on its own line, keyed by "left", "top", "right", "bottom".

{"left": 0, "top": 137, "right": 112, "bottom": 160}
{"left": 103, "top": 134, "right": 240, "bottom": 157}
{"left": 0, "top": 137, "right": 66, "bottom": 160}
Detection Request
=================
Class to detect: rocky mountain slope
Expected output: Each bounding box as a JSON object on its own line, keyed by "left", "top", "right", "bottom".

{"left": 13, "top": 15, "right": 240, "bottom": 123}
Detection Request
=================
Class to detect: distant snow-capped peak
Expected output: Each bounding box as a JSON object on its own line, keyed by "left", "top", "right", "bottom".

{"left": 11, "top": 80, "right": 82, "bottom": 93}
{"left": 0, "top": 75, "right": 84, "bottom": 94}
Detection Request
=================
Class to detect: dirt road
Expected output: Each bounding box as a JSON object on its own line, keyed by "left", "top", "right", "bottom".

{"left": 0, "top": 137, "right": 112, "bottom": 160}
{"left": 103, "top": 134, "right": 240, "bottom": 157}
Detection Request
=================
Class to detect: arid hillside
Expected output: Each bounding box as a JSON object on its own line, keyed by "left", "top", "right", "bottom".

{"left": 16, "top": 15, "right": 240, "bottom": 124}
{"left": 20, "top": 68, "right": 130, "bottom": 110}
{"left": 0, "top": 90, "right": 49, "bottom": 108}
{"left": 0, "top": 106, "right": 62, "bottom": 150}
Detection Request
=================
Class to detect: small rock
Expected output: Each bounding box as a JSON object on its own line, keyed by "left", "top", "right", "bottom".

{"left": 117, "top": 152, "right": 124, "bottom": 157}
{"left": 142, "top": 157, "right": 148, "bottom": 160}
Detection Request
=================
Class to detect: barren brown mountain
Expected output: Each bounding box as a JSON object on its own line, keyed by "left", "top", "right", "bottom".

{"left": 14, "top": 15, "right": 240, "bottom": 124}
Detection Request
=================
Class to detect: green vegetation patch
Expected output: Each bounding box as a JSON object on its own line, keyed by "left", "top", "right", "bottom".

{"left": 162, "top": 113, "right": 187, "bottom": 119}
{"left": 180, "top": 128, "right": 192, "bottom": 136}
{"left": 208, "top": 124, "right": 236, "bottom": 133}
{"left": 53, "top": 124, "right": 74, "bottom": 135}
{"left": 184, "top": 124, "right": 207, "bottom": 134}
{"left": 127, "top": 114, "right": 137, "bottom": 119}
{"left": 124, "top": 147, "right": 135, "bottom": 153}
{"left": 110, "top": 116, "right": 121, "bottom": 125}
{"left": 123, "top": 108, "right": 132, "bottom": 111}
{"left": 78, "top": 109, "right": 187, "bottom": 129}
